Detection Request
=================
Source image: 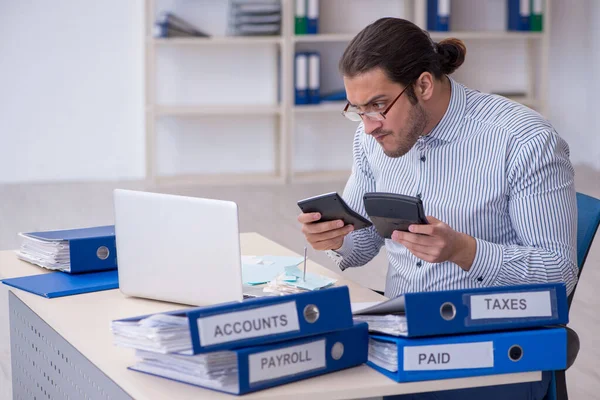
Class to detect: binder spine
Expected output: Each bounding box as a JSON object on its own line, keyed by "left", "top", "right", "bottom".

{"left": 508, "top": 0, "right": 531, "bottom": 31}
{"left": 68, "top": 236, "right": 118, "bottom": 274}
{"left": 295, "top": 52, "right": 309, "bottom": 105}
{"left": 369, "top": 327, "right": 567, "bottom": 382}
{"left": 427, "top": 0, "right": 450, "bottom": 31}
{"left": 308, "top": 52, "right": 320, "bottom": 104}
{"left": 294, "top": 0, "right": 307, "bottom": 35}
{"left": 404, "top": 284, "right": 568, "bottom": 337}
{"left": 188, "top": 285, "right": 353, "bottom": 353}
{"left": 306, "top": 0, "right": 319, "bottom": 34}
{"left": 530, "top": 0, "right": 543, "bottom": 31}
{"left": 237, "top": 322, "right": 368, "bottom": 394}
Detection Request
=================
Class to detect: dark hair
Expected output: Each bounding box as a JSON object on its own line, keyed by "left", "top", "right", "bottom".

{"left": 339, "top": 18, "right": 466, "bottom": 102}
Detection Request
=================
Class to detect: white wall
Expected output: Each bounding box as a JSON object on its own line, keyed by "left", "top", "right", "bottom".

{"left": 547, "top": 0, "right": 600, "bottom": 170}
{"left": 0, "top": 0, "right": 144, "bottom": 184}
{"left": 0, "top": 0, "right": 598, "bottom": 184}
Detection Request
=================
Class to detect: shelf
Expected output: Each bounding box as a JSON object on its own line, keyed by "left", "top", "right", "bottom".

{"left": 428, "top": 31, "right": 545, "bottom": 40}
{"left": 294, "top": 102, "right": 346, "bottom": 114}
{"left": 154, "top": 105, "right": 282, "bottom": 117}
{"left": 292, "top": 170, "right": 352, "bottom": 183}
{"left": 292, "top": 31, "right": 544, "bottom": 44}
{"left": 152, "top": 36, "right": 283, "bottom": 46}
{"left": 293, "top": 33, "right": 356, "bottom": 43}
{"left": 155, "top": 172, "right": 285, "bottom": 186}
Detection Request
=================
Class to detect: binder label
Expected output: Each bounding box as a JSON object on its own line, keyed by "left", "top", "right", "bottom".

{"left": 469, "top": 291, "right": 552, "bottom": 320}
{"left": 404, "top": 341, "right": 493, "bottom": 371}
{"left": 197, "top": 302, "right": 300, "bottom": 346}
{"left": 248, "top": 339, "right": 326, "bottom": 384}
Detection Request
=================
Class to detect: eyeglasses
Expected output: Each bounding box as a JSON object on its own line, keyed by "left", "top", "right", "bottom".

{"left": 341, "top": 83, "right": 412, "bottom": 122}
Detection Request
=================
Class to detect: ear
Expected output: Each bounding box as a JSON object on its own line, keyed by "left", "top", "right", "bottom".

{"left": 415, "top": 72, "right": 435, "bottom": 101}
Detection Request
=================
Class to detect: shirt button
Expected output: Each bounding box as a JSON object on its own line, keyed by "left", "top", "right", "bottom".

{"left": 416, "top": 261, "right": 422, "bottom": 267}
{"left": 416, "top": 193, "right": 422, "bottom": 199}
{"left": 477, "top": 277, "right": 483, "bottom": 282}
{"left": 420, "top": 155, "right": 426, "bottom": 162}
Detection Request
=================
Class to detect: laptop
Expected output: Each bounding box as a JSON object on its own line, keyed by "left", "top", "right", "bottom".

{"left": 113, "top": 189, "right": 248, "bottom": 306}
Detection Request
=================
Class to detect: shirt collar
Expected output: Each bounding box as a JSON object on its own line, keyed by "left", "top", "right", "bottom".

{"left": 423, "top": 76, "right": 467, "bottom": 143}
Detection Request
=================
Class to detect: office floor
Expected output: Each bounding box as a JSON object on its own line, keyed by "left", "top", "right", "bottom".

{"left": 0, "top": 164, "right": 598, "bottom": 399}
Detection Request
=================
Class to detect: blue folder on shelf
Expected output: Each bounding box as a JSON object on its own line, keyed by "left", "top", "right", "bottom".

{"left": 1, "top": 270, "right": 119, "bottom": 298}
{"left": 115, "top": 286, "right": 353, "bottom": 354}
{"left": 353, "top": 283, "right": 568, "bottom": 337}
{"left": 507, "top": 0, "right": 531, "bottom": 31}
{"left": 368, "top": 327, "right": 567, "bottom": 383}
{"left": 129, "top": 322, "right": 368, "bottom": 395}
{"left": 17, "top": 225, "right": 117, "bottom": 274}
{"left": 427, "top": 0, "right": 450, "bottom": 31}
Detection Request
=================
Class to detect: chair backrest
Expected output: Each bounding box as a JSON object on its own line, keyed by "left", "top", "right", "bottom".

{"left": 569, "top": 192, "right": 600, "bottom": 307}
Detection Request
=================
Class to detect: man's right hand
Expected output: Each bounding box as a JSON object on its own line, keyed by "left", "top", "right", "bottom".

{"left": 298, "top": 212, "right": 354, "bottom": 251}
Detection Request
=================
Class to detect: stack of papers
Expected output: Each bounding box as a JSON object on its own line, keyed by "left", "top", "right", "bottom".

{"left": 228, "top": 0, "right": 281, "bottom": 36}
{"left": 17, "top": 233, "right": 71, "bottom": 271}
{"left": 368, "top": 338, "right": 399, "bottom": 372}
{"left": 111, "top": 314, "right": 193, "bottom": 354}
{"left": 264, "top": 266, "right": 337, "bottom": 295}
{"left": 131, "top": 349, "right": 240, "bottom": 394}
{"left": 351, "top": 299, "right": 409, "bottom": 337}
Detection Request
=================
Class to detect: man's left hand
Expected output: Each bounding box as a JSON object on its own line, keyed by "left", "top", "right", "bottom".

{"left": 391, "top": 216, "right": 477, "bottom": 271}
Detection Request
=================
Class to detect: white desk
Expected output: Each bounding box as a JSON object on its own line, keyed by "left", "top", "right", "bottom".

{"left": 0, "top": 232, "right": 541, "bottom": 400}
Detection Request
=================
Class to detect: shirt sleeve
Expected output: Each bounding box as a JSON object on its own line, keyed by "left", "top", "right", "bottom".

{"left": 327, "top": 124, "right": 385, "bottom": 271}
{"left": 468, "top": 129, "right": 579, "bottom": 295}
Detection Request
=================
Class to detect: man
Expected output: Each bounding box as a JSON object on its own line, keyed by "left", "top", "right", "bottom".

{"left": 297, "top": 17, "right": 577, "bottom": 400}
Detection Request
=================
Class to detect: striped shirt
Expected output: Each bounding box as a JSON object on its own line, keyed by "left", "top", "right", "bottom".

{"left": 328, "top": 77, "right": 578, "bottom": 298}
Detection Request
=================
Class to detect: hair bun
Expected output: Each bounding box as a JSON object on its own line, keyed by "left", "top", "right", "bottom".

{"left": 435, "top": 38, "right": 466, "bottom": 75}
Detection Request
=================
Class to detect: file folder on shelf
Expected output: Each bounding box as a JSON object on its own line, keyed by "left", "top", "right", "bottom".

{"left": 353, "top": 283, "right": 568, "bottom": 337}
{"left": 294, "top": 0, "right": 307, "bottom": 34}
{"left": 1, "top": 270, "right": 119, "bottom": 298}
{"left": 530, "top": 0, "right": 543, "bottom": 31}
{"left": 308, "top": 52, "right": 320, "bottom": 104}
{"left": 508, "top": 0, "right": 531, "bottom": 31}
{"left": 294, "top": 52, "right": 309, "bottom": 105}
{"left": 368, "top": 327, "right": 566, "bottom": 382}
{"left": 427, "top": 0, "right": 451, "bottom": 32}
{"left": 112, "top": 286, "right": 353, "bottom": 354}
{"left": 306, "top": 0, "right": 319, "bottom": 34}
{"left": 17, "top": 225, "right": 117, "bottom": 274}
{"left": 129, "top": 322, "right": 368, "bottom": 395}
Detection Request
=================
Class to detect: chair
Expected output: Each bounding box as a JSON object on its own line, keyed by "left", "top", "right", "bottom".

{"left": 544, "top": 192, "right": 600, "bottom": 400}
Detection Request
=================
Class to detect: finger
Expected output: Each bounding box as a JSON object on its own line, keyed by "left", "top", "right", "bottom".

{"left": 392, "top": 231, "right": 439, "bottom": 246}
{"left": 396, "top": 240, "right": 438, "bottom": 256}
{"left": 313, "top": 234, "right": 351, "bottom": 251}
{"left": 407, "top": 223, "right": 435, "bottom": 235}
{"left": 307, "top": 225, "right": 354, "bottom": 243}
{"left": 303, "top": 219, "right": 345, "bottom": 234}
{"left": 298, "top": 212, "right": 321, "bottom": 224}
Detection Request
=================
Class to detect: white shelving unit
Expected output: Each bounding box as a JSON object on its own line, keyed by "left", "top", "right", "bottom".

{"left": 144, "top": 0, "right": 550, "bottom": 185}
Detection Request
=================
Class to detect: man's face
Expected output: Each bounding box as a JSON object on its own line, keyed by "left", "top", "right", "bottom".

{"left": 343, "top": 68, "right": 427, "bottom": 158}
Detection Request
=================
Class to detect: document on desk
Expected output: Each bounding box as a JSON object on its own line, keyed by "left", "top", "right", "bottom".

{"left": 241, "top": 255, "right": 304, "bottom": 285}
{"left": 367, "top": 327, "right": 567, "bottom": 382}
{"left": 111, "top": 286, "right": 353, "bottom": 354}
{"left": 352, "top": 283, "right": 569, "bottom": 338}
{"left": 128, "top": 322, "right": 368, "bottom": 395}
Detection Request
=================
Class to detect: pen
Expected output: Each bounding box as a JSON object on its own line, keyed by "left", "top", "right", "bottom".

{"left": 303, "top": 246, "right": 307, "bottom": 281}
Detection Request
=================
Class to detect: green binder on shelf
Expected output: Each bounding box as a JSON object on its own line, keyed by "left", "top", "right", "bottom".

{"left": 295, "top": 0, "right": 307, "bottom": 34}
{"left": 530, "top": 0, "right": 543, "bottom": 31}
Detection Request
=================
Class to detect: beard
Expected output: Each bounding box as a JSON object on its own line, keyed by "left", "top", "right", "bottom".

{"left": 376, "top": 103, "right": 428, "bottom": 158}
